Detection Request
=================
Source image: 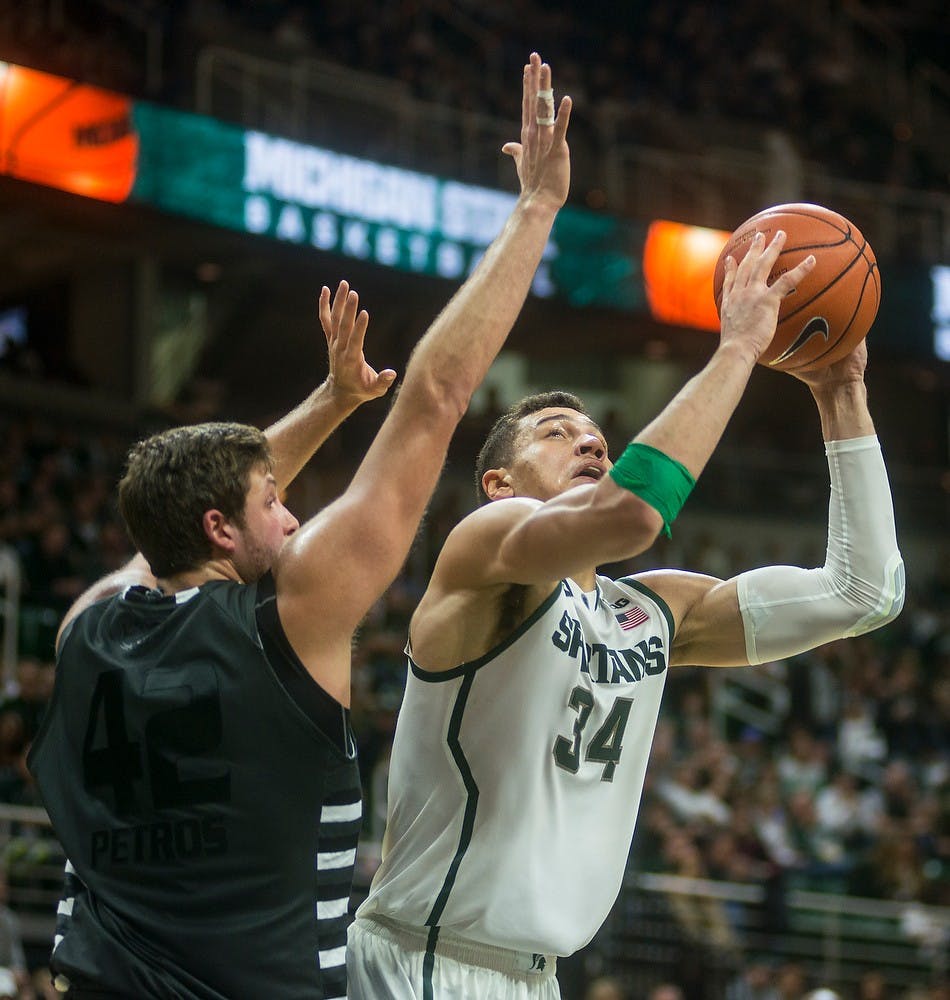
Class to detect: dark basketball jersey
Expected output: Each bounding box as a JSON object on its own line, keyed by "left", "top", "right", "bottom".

{"left": 28, "top": 575, "right": 361, "bottom": 1000}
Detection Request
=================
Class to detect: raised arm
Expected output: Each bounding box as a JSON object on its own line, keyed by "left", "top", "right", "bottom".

{"left": 631, "top": 231, "right": 814, "bottom": 476}
{"left": 644, "top": 340, "right": 904, "bottom": 668}
{"left": 56, "top": 284, "right": 392, "bottom": 651}
{"left": 264, "top": 281, "right": 396, "bottom": 490}
{"left": 275, "top": 53, "right": 573, "bottom": 682}
{"left": 423, "top": 231, "right": 818, "bottom": 594}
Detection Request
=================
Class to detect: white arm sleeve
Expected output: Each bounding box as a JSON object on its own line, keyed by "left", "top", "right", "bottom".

{"left": 736, "top": 435, "right": 905, "bottom": 665}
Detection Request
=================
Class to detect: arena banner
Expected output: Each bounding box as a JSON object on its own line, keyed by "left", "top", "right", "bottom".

{"left": 0, "top": 62, "right": 138, "bottom": 202}
{"left": 0, "top": 61, "right": 646, "bottom": 312}
{"left": 4, "top": 62, "right": 941, "bottom": 357}
{"left": 643, "top": 220, "right": 730, "bottom": 332}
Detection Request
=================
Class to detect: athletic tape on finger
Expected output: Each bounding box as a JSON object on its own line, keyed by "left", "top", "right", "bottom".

{"left": 537, "top": 87, "right": 555, "bottom": 124}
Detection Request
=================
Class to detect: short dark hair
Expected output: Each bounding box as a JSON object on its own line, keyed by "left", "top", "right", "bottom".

{"left": 118, "top": 422, "right": 271, "bottom": 577}
{"left": 474, "top": 391, "right": 594, "bottom": 503}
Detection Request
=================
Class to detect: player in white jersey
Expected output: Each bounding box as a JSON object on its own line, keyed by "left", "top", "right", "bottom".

{"left": 348, "top": 231, "right": 905, "bottom": 999}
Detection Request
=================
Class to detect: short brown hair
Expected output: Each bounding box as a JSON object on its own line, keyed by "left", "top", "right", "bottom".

{"left": 118, "top": 422, "right": 271, "bottom": 577}
{"left": 474, "top": 391, "right": 593, "bottom": 503}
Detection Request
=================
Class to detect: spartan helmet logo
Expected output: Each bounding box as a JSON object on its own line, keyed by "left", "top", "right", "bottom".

{"left": 769, "top": 316, "right": 831, "bottom": 367}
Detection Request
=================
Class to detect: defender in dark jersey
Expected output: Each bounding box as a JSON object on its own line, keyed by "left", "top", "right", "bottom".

{"left": 29, "top": 52, "right": 573, "bottom": 999}
{"left": 32, "top": 575, "right": 363, "bottom": 999}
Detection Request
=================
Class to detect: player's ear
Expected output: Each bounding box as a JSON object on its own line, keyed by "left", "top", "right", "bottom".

{"left": 482, "top": 469, "right": 514, "bottom": 501}
{"left": 203, "top": 509, "right": 238, "bottom": 552}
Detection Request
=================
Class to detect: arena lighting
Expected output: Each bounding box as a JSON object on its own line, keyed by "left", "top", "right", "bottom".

{"left": 0, "top": 62, "right": 138, "bottom": 202}
{"left": 643, "top": 220, "right": 730, "bottom": 333}
{"left": 932, "top": 265, "right": 950, "bottom": 361}
{"left": 1, "top": 61, "right": 945, "bottom": 362}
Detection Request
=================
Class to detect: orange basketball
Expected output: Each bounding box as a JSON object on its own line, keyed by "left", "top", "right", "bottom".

{"left": 0, "top": 63, "right": 138, "bottom": 203}
{"left": 712, "top": 203, "right": 880, "bottom": 372}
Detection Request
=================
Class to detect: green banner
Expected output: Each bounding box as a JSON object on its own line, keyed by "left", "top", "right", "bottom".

{"left": 130, "top": 103, "right": 645, "bottom": 311}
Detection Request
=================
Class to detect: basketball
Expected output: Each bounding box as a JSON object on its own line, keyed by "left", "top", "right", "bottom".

{"left": 712, "top": 203, "right": 880, "bottom": 372}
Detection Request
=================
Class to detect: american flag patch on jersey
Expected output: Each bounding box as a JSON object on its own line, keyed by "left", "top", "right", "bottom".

{"left": 615, "top": 605, "right": 649, "bottom": 630}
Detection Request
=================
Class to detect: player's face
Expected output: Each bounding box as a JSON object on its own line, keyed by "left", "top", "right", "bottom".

{"left": 233, "top": 466, "right": 299, "bottom": 582}
{"left": 499, "top": 408, "right": 610, "bottom": 501}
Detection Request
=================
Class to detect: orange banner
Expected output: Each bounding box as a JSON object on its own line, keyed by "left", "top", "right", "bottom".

{"left": 0, "top": 62, "right": 137, "bottom": 202}
{"left": 643, "top": 219, "right": 730, "bottom": 332}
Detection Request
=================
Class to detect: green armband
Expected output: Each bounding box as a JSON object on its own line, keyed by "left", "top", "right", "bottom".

{"left": 608, "top": 442, "right": 695, "bottom": 537}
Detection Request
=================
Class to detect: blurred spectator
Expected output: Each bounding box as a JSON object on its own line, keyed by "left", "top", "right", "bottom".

{"left": 858, "top": 831, "right": 929, "bottom": 902}
{"left": 585, "top": 976, "right": 629, "bottom": 1000}
{"left": 0, "top": 711, "right": 30, "bottom": 805}
{"left": 875, "top": 760, "right": 923, "bottom": 827}
{"left": 776, "top": 725, "right": 828, "bottom": 797}
{"left": 773, "top": 961, "right": 808, "bottom": 1000}
{"left": 785, "top": 644, "right": 842, "bottom": 740}
{"left": 271, "top": 3, "right": 314, "bottom": 51}
{"left": 18, "top": 519, "right": 85, "bottom": 614}
{"left": 784, "top": 789, "right": 849, "bottom": 885}
{"left": 877, "top": 648, "right": 930, "bottom": 759}
{"left": 814, "top": 768, "right": 872, "bottom": 855}
{"left": 0, "top": 661, "right": 52, "bottom": 746}
{"left": 752, "top": 769, "right": 801, "bottom": 870}
{"left": 837, "top": 694, "right": 888, "bottom": 779}
{"left": 661, "top": 830, "right": 740, "bottom": 994}
{"left": 726, "top": 958, "right": 779, "bottom": 1000}
{"left": 656, "top": 758, "right": 732, "bottom": 830}
{"left": 647, "top": 984, "right": 684, "bottom": 1000}
{"left": 0, "top": 872, "right": 28, "bottom": 999}
{"left": 855, "top": 969, "right": 890, "bottom": 1000}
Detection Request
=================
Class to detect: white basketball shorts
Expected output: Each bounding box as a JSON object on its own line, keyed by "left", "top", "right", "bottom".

{"left": 347, "top": 915, "right": 560, "bottom": 1000}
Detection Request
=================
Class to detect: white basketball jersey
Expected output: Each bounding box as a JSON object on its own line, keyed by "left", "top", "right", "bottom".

{"left": 357, "top": 575, "right": 674, "bottom": 957}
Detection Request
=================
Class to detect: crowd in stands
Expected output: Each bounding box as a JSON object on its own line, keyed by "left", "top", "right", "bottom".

{"left": 0, "top": 407, "right": 947, "bottom": 996}
{"left": 0, "top": 4, "right": 947, "bottom": 995}
{"left": 0, "top": 0, "right": 946, "bottom": 197}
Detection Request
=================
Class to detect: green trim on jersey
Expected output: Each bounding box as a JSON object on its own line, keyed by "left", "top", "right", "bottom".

{"left": 617, "top": 576, "right": 676, "bottom": 645}
{"left": 425, "top": 671, "right": 479, "bottom": 926}
{"left": 422, "top": 673, "right": 480, "bottom": 994}
{"left": 409, "top": 583, "right": 564, "bottom": 682}
{"left": 422, "top": 925, "right": 440, "bottom": 1000}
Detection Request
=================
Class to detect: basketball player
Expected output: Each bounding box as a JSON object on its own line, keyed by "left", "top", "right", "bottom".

{"left": 347, "top": 231, "right": 905, "bottom": 999}
{"left": 27, "top": 53, "right": 572, "bottom": 1000}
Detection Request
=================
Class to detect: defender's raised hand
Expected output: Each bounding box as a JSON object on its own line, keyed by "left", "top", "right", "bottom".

{"left": 502, "top": 52, "right": 572, "bottom": 211}
{"left": 319, "top": 281, "right": 397, "bottom": 405}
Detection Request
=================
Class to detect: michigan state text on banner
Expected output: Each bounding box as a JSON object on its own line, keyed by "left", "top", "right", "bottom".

{"left": 128, "top": 103, "right": 644, "bottom": 308}
{"left": 0, "top": 62, "right": 644, "bottom": 309}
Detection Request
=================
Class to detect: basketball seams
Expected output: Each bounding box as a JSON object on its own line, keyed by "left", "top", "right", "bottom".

{"left": 723, "top": 223, "right": 850, "bottom": 262}
{"left": 715, "top": 218, "right": 851, "bottom": 305}
{"left": 780, "top": 261, "right": 878, "bottom": 372}
{"left": 773, "top": 239, "right": 864, "bottom": 324}
{"left": 749, "top": 205, "right": 853, "bottom": 239}
{"left": 761, "top": 239, "right": 868, "bottom": 369}
{"left": 715, "top": 203, "right": 878, "bottom": 372}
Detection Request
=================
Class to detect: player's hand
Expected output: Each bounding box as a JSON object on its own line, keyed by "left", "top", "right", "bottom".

{"left": 789, "top": 339, "right": 869, "bottom": 390}
{"left": 503, "top": 52, "right": 572, "bottom": 212}
{"left": 718, "top": 231, "right": 816, "bottom": 364}
{"left": 319, "top": 281, "right": 397, "bottom": 406}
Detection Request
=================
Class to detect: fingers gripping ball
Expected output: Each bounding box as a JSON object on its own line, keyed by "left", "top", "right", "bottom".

{"left": 713, "top": 203, "right": 880, "bottom": 372}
